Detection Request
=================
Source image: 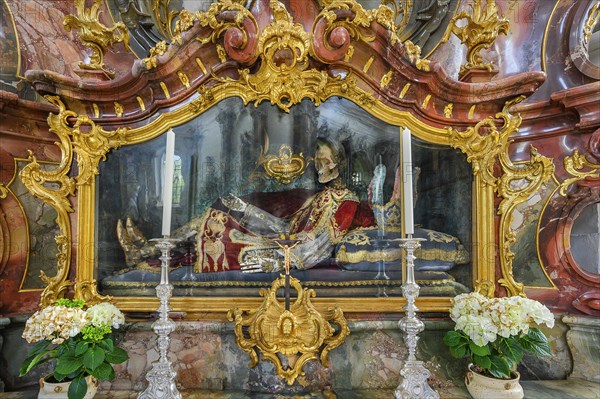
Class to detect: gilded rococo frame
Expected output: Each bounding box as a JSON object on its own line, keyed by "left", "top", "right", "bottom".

{"left": 21, "top": 0, "right": 554, "bottom": 314}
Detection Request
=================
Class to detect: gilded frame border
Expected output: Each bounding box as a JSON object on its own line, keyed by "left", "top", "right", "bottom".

{"left": 22, "top": 0, "right": 556, "bottom": 313}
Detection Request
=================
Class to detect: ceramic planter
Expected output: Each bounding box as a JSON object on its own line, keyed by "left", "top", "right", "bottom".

{"left": 38, "top": 375, "right": 98, "bottom": 399}
{"left": 465, "top": 363, "right": 524, "bottom": 399}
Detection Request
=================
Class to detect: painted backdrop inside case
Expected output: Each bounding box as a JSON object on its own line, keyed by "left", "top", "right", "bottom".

{"left": 97, "top": 97, "right": 472, "bottom": 297}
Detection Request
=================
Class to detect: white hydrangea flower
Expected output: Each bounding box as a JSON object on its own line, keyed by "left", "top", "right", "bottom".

{"left": 449, "top": 292, "right": 554, "bottom": 345}
{"left": 87, "top": 302, "right": 125, "bottom": 329}
{"left": 456, "top": 314, "right": 497, "bottom": 347}
{"left": 523, "top": 298, "right": 555, "bottom": 328}
{"left": 22, "top": 305, "right": 89, "bottom": 344}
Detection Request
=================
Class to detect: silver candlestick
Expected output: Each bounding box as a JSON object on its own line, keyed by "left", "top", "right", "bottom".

{"left": 395, "top": 236, "right": 439, "bottom": 399}
{"left": 138, "top": 237, "right": 182, "bottom": 399}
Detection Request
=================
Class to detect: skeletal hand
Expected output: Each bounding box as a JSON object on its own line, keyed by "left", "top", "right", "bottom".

{"left": 240, "top": 258, "right": 280, "bottom": 273}
{"left": 222, "top": 194, "right": 247, "bottom": 212}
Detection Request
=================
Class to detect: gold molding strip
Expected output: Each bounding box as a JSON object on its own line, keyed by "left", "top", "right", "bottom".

{"left": 195, "top": 57, "right": 208, "bottom": 75}
{"left": 399, "top": 83, "right": 411, "bottom": 99}
{"left": 114, "top": 101, "right": 123, "bottom": 117}
{"left": 468, "top": 104, "right": 476, "bottom": 119}
{"left": 421, "top": 94, "right": 432, "bottom": 109}
{"left": 160, "top": 82, "right": 170, "bottom": 99}
{"left": 363, "top": 56, "right": 375, "bottom": 73}
{"left": 136, "top": 96, "right": 146, "bottom": 111}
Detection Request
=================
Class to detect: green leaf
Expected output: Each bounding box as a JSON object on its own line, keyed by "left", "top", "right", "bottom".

{"left": 500, "top": 338, "right": 523, "bottom": 365}
{"left": 108, "top": 366, "right": 115, "bottom": 381}
{"left": 105, "top": 347, "right": 128, "bottom": 365}
{"left": 67, "top": 374, "right": 88, "bottom": 399}
{"left": 75, "top": 342, "right": 89, "bottom": 356}
{"left": 89, "top": 362, "right": 113, "bottom": 381}
{"left": 29, "top": 340, "right": 52, "bottom": 356}
{"left": 469, "top": 342, "right": 491, "bottom": 357}
{"left": 83, "top": 346, "right": 105, "bottom": 370}
{"left": 473, "top": 354, "right": 492, "bottom": 370}
{"left": 98, "top": 338, "right": 114, "bottom": 353}
{"left": 53, "top": 370, "right": 66, "bottom": 382}
{"left": 20, "top": 345, "right": 54, "bottom": 376}
{"left": 443, "top": 331, "right": 463, "bottom": 347}
{"left": 55, "top": 354, "right": 83, "bottom": 376}
{"left": 488, "top": 355, "right": 511, "bottom": 379}
{"left": 449, "top": 342, "right": 468, "bottom": 359}
{"left": 521, "top": 328, "right": 551, "bottom": 357}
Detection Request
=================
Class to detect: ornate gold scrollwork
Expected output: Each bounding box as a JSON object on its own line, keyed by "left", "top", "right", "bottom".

{"left": 20, "top": 97, "right": 76, "bottom": 308}
{"left": 211, "top": 1, "right": 360, "bottom": 112}
{"left": 448, "top": 97, "right": 555, "bottom": 296}
{"left": 312, "top": 0, "right": 397, "bottom": 65}
{"left": 260, "top": 144, "right": 310, "bottom": 184}
{"left": 403, "top": 40, "right": 430, "bottom": 71}
{"left": 0, "top": 183, "right": 7, "bottom": 199}
{"left": 63, "top": 0, "right": 131, "bottom": 78}
{"left": 227, "top": 274, "right": 349, "bottom": 385}
{"left": 152, "top": 0, "right": 180, "bottom": 40}
{"left": 441, "top": 0, "right": 509, "bottom": 78}
{"left": 144, "top": 40, "right": 167, "bottom": 70}
{"left": 559, "top": 151, "right": 600, "bottom": 196}
{"left": 583, "top": 2, "right": 600, "bottom": 47}
{"left": 21, "top": 96, "right": 128, "bottom": 306}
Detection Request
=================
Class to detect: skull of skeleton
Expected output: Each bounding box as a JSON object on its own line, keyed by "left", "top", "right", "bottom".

{"left": 315, "top": 143, "right": 339, "bottom": 183}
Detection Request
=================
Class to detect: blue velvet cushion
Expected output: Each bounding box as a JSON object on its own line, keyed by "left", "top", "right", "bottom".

{"left": 335, "top": 226, "right": 469, "bottom": 272}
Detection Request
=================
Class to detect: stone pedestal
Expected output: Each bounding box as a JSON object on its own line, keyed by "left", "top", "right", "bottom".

{"left": 563, "top": 315, "right": 600, "bottom": 383}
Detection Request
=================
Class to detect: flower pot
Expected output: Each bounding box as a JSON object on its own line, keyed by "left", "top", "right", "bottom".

{"left": 465, "top": 363, "right": 523, "bottom": 399}
{"left": 38, "top": 375, "right": 98, "bottom": 399}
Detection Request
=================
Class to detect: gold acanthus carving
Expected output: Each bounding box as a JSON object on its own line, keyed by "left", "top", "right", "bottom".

{"left": 212, "top": 1, "right": 363, "bottom": 113}
{"left": 448, "top": 97, "right": 555, "bottom": 296}
{"left": 63, "top": 0, "right": 131, "bottom": 78}
{"left": 20, "top": 97, "right": 76, "bottom": 308}
{"left": 143, "top": 40, "right": 167, "bottom": 70}
{"left": 21, "top": 96, "right": 128, "bottom": 306}
{"left": 311, "top": 0, "right": 398, "bottom": 66}
{"left": 227, "top": 274, "right": 349, "bottom": 385}
{"left": 74, "top": 279, "right": 111, "bottom": 306}
{"left": 403, "top": 40, "right": 430, "bottom": 71}
{"left": 559, "top": 150, "right": 600, "bottom": 196}
{"left": 260, "top": 144, "right": 309, "bottom": 184}
{"left": 583, "top": 2, "right": 600, "bottom": 47}
{"left": 152, "top": 0, "right": 180, "bottom": 40}
{"left": 441, "top": 0, "right": 509, "bottom": 78}
{"left": 0, "top": 183, "right": 7, "bottom": 199}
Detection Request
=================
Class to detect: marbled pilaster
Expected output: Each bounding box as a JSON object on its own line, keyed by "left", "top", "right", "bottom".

{"left": 563, "top": 315, "right": 600, "bottom": 384}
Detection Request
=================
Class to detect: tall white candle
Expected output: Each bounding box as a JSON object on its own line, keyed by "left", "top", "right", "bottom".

{"left": 162, "top": 129, "right": 175, "bottom": 236}
{"left": 402, "top": 127, "right": 414, "bottom": 235}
